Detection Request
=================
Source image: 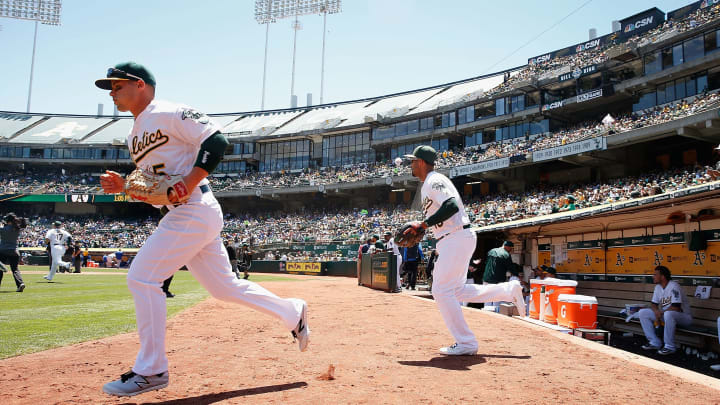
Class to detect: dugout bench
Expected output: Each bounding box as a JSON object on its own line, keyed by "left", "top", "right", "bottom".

{"left": 575, "top": 278, "right": 720, "bottom": 351}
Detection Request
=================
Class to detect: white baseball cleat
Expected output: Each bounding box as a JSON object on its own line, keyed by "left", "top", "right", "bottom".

{"left": 510, "top": 280, "right": 525, "bottom": 317}
{"left": 103, "top": 370, "right": 169, "bottom": 397}
{"left": 291, "top": 299, "right": 310, "bottom": 352}
{"left": 439, "top": 343, "right": 477, "bottom": 356}
{"left": 43, "top": 275, "right": 51, "bottom": 281}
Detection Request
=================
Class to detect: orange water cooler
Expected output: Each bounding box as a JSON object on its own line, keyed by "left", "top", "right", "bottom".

{"left": 529, "top": 279, "right": 549, "bottom": 320}
{"left": 542, "top": 279, "right": 577, "bottom": 324}
{"left": 557, "top": 294, "right": 598, "bottom": 329}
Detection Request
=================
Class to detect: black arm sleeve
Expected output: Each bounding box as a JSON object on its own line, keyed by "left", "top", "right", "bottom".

{"left": 424, "top": 197, "right": 460, "bottom": 227}
{"left": 194, "top": 131, "right": 229, "bottom": 173}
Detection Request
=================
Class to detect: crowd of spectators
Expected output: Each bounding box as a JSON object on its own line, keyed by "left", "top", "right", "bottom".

{"left": 467, "top": 165, "right": 718, "bottom": 227}
{"left": 3, "top": 4, "right": 720, "bottom": 196}
{"left": 632, "top": 3, "right": 720, "bottom": 48}
{"left": 486, "top": 3, "right": 720, "bottom": 95}
{"left": 0, "top": 171, "right": 100, "bottom": 194}
{"left": 211, "top": 90, "right": 720, "bottom": 190}
{"left": 2, "top": 91, "right": 719, "bottom": 196}
{"left": 13, "top": 215, "right": 158, "bottom": 249}
{"left": 7, "top": 164, "right": 719, "bottom": 253}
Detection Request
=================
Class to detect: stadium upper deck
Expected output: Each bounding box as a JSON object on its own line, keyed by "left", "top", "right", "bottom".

{"left": 2, "top": 0, "right": 720, "bottom": 178}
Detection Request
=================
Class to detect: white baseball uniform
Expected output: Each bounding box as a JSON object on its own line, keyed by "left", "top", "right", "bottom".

{"left": 422, "top": 171, "right": 522, "bottom": 351}
{"left": 638, "top": 280, "right": 692, "bottom": 350}
{"left": 124, "top": 99, "right": 305, "bottom": 376}
{"left": 45, "top": 227, "right": 71, "bottom": 280}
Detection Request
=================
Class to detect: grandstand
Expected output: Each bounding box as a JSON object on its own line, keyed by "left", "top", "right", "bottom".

{"left": 3, "top": 3, "right": 720, "bottom": 273}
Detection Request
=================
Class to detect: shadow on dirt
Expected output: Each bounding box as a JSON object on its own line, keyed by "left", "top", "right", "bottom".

{"left": 121, "top": 381, "right": 309, "bottom": 405}
{"left": 398, "top": 354, "right": 530, "bottom": 370}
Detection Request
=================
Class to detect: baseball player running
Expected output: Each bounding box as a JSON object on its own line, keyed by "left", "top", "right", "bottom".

{"left": 44, "top": 221, "right": 71, "bottom": 281}
{"left": 404, "top": 145, "right": 524, "bottom": 356}
{"left": 96, "top": 62, "right": 309, "bottom": 397}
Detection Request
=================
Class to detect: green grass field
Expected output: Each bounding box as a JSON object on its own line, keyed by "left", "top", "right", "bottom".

{"left": 0, "top": 266, "right": 298, "bottom": 359}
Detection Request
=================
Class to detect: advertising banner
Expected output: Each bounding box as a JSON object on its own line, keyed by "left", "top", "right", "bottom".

{"left": 559, "top": 64, "right": 597, "bottom": 82}
{"left": 449, "top": 157, "right": 510, "bottom": 178}
{"left": 541, "top": 100, "right": 564, "bottom": 112}
{"left": 606, "top": 242, "right": 720, "bottom": 276}
{"left": 555, "top": 248, "right": 606, "bottom": 274}
{"left": 532, "top": 137, "right": 607, "bottom": 162}
{"left": 667, "top": 1, "right": 702, "bottom": 20}
{"left": 576, "top": 88, "right": 603, "bottom": 103}
{"left": 286, "top": 262, "right": 322, "bottom": 274}
{"left": 620, "top": 8, "right": 665, "bottom": 38}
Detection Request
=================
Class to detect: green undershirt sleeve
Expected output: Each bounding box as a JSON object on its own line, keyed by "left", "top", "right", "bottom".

{"left": 194, "top": 131, "right": 229, "bottom": 173}
{"left": 424, "top": 197, "right": 459, "bottom": 227}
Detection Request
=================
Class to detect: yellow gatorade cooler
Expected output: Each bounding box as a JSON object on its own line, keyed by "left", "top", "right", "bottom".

{"left": 529, "top": 279, "right": 549, "bottom": 320}
{"left": 542, "top": 279, "right": 577, "bottom": 324}
{"left": 557, "top": 294, "right": 598, "bottom": 329}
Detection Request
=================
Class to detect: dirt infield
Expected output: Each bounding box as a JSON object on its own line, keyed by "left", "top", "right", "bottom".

{"left": 2, "top": 275, "right": 720, "bottom": 404}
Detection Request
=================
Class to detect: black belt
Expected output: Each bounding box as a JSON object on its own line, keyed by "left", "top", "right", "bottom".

{"left": 437, "top": 224, "right": 472, "bottom": 242}
{"left": 200, "top": 184, "right": 210, "bottom": 193}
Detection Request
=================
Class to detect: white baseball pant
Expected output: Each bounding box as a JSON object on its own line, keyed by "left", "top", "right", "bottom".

{"left": 46, "top": 245, "right": 70, "bottom": 280}
{"left": 128, "top": 191, "right": 304, "bottom": 376}
{"left": 396, "top": 254, "right": 403, "bottom": 290}
{"left": 432, "top": 229, "right": 521, "bottom": 350}
{"left": 638, "top": 307, "right": 692, "bottom": 350}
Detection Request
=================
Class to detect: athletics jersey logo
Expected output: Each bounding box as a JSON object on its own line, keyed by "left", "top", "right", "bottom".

{"left": 181, "top": 109, "right": 210, "bottom": 124}
{"left": 131, "top": 129, "right": 169, "bottom": 163}
{"left": 431, "top": 181, "right": 446, "bottom": 192}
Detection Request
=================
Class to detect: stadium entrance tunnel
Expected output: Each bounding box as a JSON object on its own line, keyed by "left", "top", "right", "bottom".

{"left": 473, "top": 231, "right": 507, "bottom": 260}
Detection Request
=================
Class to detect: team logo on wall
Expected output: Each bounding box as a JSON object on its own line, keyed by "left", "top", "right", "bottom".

{"left": 67, "top": 194, "right": 93, "bottom": 203}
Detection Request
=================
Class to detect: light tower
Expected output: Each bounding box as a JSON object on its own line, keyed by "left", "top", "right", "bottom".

{"left": 254, "top": 0, "right": 341, "bottom": 109}
{"left": 0, "top": 0, "right": 62, "bottom": 113}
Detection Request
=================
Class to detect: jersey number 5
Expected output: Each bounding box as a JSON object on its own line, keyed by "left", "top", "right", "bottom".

{"left": 152, "top": 163, "right": 167, "bottom": 176}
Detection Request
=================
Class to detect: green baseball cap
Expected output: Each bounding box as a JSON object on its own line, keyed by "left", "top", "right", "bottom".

{"left": 404, "top": 145, "right": 437, "bottom": 164}
{"left": 95, "top": 62, "right": 156, "bottom": 90}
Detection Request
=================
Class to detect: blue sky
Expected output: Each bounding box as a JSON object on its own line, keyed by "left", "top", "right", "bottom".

{"left": 0, "top": 0, "right": 692, "bottom": 115}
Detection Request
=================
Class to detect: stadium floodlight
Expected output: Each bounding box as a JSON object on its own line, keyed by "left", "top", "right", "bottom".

{"left": 0, "top": 0, "right": 62, "bottom": 113}
{"left": 254, "top": 0, "right": 341, "bottom": 109}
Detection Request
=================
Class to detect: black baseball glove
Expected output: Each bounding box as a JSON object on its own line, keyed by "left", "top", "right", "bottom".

{"left": 394, "top": 222, "right": 426, "bottom": 248}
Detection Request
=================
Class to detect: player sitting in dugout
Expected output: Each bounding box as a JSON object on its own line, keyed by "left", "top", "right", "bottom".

{"left": 638, "top": 265, "right": 692, "bottom": 355}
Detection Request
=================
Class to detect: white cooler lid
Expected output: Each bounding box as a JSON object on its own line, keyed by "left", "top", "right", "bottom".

{"left": 530, "top": 278, "right": 549, "bottom": 285}
{"left": 558, "top": 294, "right": 597, "bottom": 304}
{"left": 544, "top": 278, "right": 578, "bottom": 287}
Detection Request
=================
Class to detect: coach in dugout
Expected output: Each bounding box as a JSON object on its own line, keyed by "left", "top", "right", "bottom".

{"left": 638, "top": 265, "right": 692, "bottom": 355}
{"left": 482, "top": 241, "right": 515, "bottom": 284}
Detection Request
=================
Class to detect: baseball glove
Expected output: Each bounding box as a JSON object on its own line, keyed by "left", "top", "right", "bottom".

{"left": 124, "top": 168, "right": 191, "bottom": 206}
{"left": 394, "top": 222, "right": 426, "bottom": 248}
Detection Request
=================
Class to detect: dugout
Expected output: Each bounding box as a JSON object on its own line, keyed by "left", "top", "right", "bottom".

{"left": 476, "top": 181, "right": 720, "bottom": 352}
